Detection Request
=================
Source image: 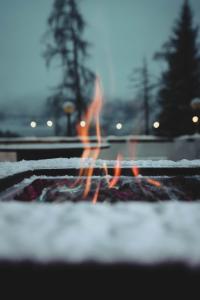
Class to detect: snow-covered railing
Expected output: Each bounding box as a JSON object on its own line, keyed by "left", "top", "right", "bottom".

{"left": 1, "top": 158, "right": 200, "bottom": 179}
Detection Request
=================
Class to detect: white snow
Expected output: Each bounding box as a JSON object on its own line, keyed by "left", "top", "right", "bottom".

{"left": 0, "top": 158, "right": 200, "bottom": 179}
{"left": 0, "top": 158, "right": 200, "bottom": 265}
{"left": 0, "top": 201, "right": 200, "bottom": 265}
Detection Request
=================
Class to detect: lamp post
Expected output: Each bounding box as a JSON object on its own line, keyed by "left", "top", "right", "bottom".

{"left": 63, "top": 101, "right": 75, "bottom": 136}
{"left": 190, "top": 98, "right": 200, "bottom": 134}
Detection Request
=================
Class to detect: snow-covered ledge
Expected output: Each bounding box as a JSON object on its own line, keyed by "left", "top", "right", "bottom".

{"left": 0, "top": 158, "right": 200, "bottom": 266}
{"left": 0, "top": 158, "right": 200, "bottom": 179}
{"left": 0, "top": 201, "right": 200, "bottom": 266}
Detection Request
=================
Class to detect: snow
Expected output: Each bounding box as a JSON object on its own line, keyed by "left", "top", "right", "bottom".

{"left": 0, "top": 201, "right": 200, "bottom": 265}
{"left": 0, "top": 158, "right": 200, "bottom": 266}
{"left": 0, "top": 158, "right": 200, "bottom": 179}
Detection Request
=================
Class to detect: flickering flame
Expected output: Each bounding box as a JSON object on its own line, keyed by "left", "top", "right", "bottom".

{"left": 108, "top": 154, "right": 123, "bottom": 188}
{"left": 132, "top": 166, "right": 139, "bottom": 177}
{"left": 132, "top": 165, "right": 161, "bottom": 188}
{"left": 92, "top": 182, "right": 100, "bottom": 204}
{"left": 147, "top": 178, "right": 161, "bottom": 188}
{"left": 74, "top": 76, "right": 162, "bottom": 204}
{"left": 76, "top": 76, "right": 103, "bottom": 198}
{"left": 77, "top": 76, "right": 103, "bottom": 148}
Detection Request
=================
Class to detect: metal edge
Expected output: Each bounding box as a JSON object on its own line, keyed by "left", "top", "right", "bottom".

{"left": 0, "top": 167, "right": 200, "bottom": 193}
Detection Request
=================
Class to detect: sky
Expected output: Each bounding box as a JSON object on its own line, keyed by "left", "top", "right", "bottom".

{"left": 0, "top": 0, "right": 200, "bottom": 113}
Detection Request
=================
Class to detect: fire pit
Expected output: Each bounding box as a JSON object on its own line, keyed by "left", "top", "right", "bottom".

{"left": 1, "top": 166, "right": 200, "bottom": 203}
{"left": 0, "top": 158, "right": 200, "bottom": 282}
{"left": 1, "top": 158, "right": 200, "bottom": 202}
{"left": 0, "top": 81, "right": 200, "bottom": 282}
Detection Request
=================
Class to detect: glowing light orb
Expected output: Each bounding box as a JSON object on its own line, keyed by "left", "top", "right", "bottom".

{"left": 30, "top": 121, "right": 37, "bottom": 128}
{"left": 116, "top": 123, "right": 122, "bottom": 130}
{"left": 47, "top": 120, "right": 53, "bottom": 127}
{"left": 153, "top": 121, "right": 160, "bottom": 129}
{"left": 192, "top": 116, "right": 199, "bottom": 123}
{"left": 80, "top": 120, "right": 86, "bottom": 128}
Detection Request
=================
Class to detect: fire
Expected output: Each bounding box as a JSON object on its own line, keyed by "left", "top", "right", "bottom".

{"left": 74, "top": 76, "right": 162, "bottom": 204}
{"left": 77, "top": 76, "right": 103, "bottom": 149}
{"left": 92, "top": 182, "right": 100, "bottom": 204}
{"left": 108, "top": 154, "right": 123, "bottom": 188}
{"left": 132, "top": 166, "right": 139, "bottom": 177}
{"left": 77, "top": 76, "right": 103, "bottom": 198}
{"left": 147, "top": 178, "right": 161, "bottom": 188}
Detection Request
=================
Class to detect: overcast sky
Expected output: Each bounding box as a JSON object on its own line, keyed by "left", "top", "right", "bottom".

{"left": 0, "top": 0, "right": 200, "bottom": 112}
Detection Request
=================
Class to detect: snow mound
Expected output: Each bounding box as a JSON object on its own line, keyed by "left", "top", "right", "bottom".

{"left": 0, "top": 201, "right": 200, "bottom": 265}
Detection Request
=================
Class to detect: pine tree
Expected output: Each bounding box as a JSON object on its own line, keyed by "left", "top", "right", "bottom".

{"left": 155, "top": 0, "right": 200, "bottom": 136}
{"left": 44, "top": 0, "right": 94, "bottom": 134}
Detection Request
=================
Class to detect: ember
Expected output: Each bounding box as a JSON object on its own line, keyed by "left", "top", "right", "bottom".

{"left": 5, "top": 175, "right": 199, "bottom": 203}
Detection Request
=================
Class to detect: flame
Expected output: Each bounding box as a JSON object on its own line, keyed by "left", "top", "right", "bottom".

{"left": 77, "top": 76, "right": 103, "bottom": 150}
{"left": 92, "top": 182, "right": 100, "bottom": 204}
{"left": 108, "top": 154, "right": 123, "bottom": 188}
{"left": 129, "top": 139, "right": 162, "bottom": 192}
{"left": 74, "top": 76, "right": 163, "bottom": 203}
{"left": 103, "top": 162, "right": 108, "bottom": 177}
{"left": 132, "top": 165, "right": 161, "bottom": 188}
{"left": 132, "top": 166, "right": 139, "bottom": 177}
{"left": 147, "top": 178, "right": 161, "bottom": 188}
{"left": 76, "top": 76, "right": 103, "bottom": 198}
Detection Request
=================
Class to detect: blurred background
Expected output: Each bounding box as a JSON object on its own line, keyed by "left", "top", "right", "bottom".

{"left": 0, "top": 0, "right": 199, "bottom": 160}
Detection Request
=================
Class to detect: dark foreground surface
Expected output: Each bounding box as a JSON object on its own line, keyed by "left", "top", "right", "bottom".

{"left": 0, "top": 260, "right": 199, "bottom": 278}
{"left": 0, "top": 263, "right": 198, "bottom": 298}
{"left": 0, "top": 260, "right": 200, "bottom": 292}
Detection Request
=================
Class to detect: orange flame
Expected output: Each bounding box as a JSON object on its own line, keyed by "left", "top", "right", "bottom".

{"left": 92, "top": 182, "right": 101, "bottom": 204}
{"left": 77, "top": 76, "right": 103, "bottom": 150}
{"left": 76, "top": 76, "right": 103, "bottom": 198}
{"left": 132, "top": 166, "right": 139, "bottom": 177}
{"left": 147, "top": 178, "right": 161, "bottom": 188}
{"left": 74, "top": 76, "right": 163, "bottom": 202}
{"left": 108, "top": 154, "right": 123, "bottom": 188}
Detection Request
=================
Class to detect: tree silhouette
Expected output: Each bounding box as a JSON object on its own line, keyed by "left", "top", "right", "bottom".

{"left": 154, "top": 0, "right": 200, "bottom": 136}
{"left": 44, "top": 0, "right": 94, "bottom": 134}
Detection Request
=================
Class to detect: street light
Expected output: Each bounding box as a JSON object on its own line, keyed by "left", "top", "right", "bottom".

{"left": 190, "top": 98, "right": 200, "bottom": 134}
{"left": 47, "top": 120, "right": 53, "bottom": 127}
{"left": 63, "top": 101, "right": 75, "bottom": 136}
{"left": 116, "top": 123, "right": 122, "bottom": 130}
{"left": 192, "top": 116, "right": 199, "bottom": 124}
{"left": 153, "top": 121, "right": 160, "bottom": 129}
{"left": 30, "top": 121, "right": 37, "bottom": 128}
{"left": 80, "top": 120, "right": 86, "bottom": 128}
